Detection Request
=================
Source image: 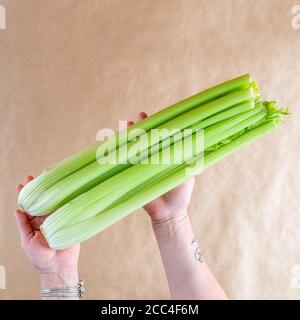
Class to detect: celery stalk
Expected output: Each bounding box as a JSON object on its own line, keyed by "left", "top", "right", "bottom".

{"left": 22, "top": 89, "right": 255, "bottom": 215}
{"left": 42, "top": 120, "right": 279, "bottom": 250}
{"left": 42, "top": 105, "right": 267, "bottom": 235}
{"left": 19, "top": 75, "right": 252, "bottom": 212}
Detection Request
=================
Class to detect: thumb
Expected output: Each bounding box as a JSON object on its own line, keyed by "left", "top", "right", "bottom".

{"left": 15, "top": 210, "right": 33, "bottom": 249}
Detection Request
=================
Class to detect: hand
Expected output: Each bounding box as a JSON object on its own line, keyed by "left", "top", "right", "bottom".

{"left": 16, "top": 176, "right": 80, "bottom": 292}
{"left": 128, "top": 112, "right": 195, "bottom": 223}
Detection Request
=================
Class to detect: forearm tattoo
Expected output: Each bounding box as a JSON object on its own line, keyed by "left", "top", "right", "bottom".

{"left": 191, "top": 238, "right": 204, "bottom": 263}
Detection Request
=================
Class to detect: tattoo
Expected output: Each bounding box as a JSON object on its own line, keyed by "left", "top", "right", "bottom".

{"left": 194, "top": 248, "right": 204, "bottom": 263}
{"left": 191, "top": 238, "right": 204, "bottom": 263}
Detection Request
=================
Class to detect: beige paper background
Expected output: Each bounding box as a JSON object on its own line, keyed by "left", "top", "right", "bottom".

{"left": 0, "top": 0, "right": 299, "bottom": 299}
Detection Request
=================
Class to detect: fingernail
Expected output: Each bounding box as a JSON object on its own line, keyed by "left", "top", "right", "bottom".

{"left": 138, "top": 112, "right": 147, "bottom": 120}
{"left": 16, "top": 184, "right": 23, "bottom": 192}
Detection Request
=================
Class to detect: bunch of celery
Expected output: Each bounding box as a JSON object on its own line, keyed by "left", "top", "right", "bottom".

{"left": 17, "top": 74, "right": 288, "bottom": 250}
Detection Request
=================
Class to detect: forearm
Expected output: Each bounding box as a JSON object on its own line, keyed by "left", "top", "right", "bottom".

{"left": 152, "top": 212, "right": 227, "bottom": 300}
{"left": 40, "top": 268, "right": 79, "bottom": 300}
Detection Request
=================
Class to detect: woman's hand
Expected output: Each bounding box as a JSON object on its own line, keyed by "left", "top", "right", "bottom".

{"left": 129, "top": 112, "right": 195, "bottom": 223}
{"left": 143, "top": 178, "right": 195, "bottom": 222}
{"left": 16, "top": 176, "right": 80, "bottom": 295}
{"left": 131, "top": 113, "right": 226, "bottom": 299}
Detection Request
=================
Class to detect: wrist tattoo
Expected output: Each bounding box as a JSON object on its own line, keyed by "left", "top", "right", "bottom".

{"left": 191, "top": 238, "right": 204, "bottom": 263}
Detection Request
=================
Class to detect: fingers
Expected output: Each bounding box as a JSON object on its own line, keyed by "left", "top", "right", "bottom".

{"left": 16, "top": 184, "right": 23, "bottom": 194}
{"left": 138, "top": 112, "right": 148, "bottom": 120}
{"left": 22, "top": 211, "right": 38, "bottom": 222}
{"left": 127, "top": 112, "right": 148, "bottom": 128}
{"left": 30, "top": 215, "right": 48, "bottom": 230}
{"left": 127, "top": 120, "right": 134, "bottom": 127}
{"left": 25, "top": 175, "right": 34, "bottom": 183}
{"left": 15, "top": 210, "right": 33, "bottom": 249}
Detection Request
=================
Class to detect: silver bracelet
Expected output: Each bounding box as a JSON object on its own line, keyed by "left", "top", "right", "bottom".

{"left": 41, "top": 280, "right": 86, "bottom": 298}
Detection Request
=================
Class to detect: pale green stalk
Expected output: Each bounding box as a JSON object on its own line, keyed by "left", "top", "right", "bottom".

{"left": 42, "top": 120, "right": 280, "bottom": 250}
{"left": 42, "top": 105, "right": 266, "bottom": 235}
{"left": 18, "top": 74, "right": 253, "bottom": 213}
{"left": 23, "top": 89, "right": 255, "bottom": 215}
{"left": 18, "top": 75, "right": 253, "bottom": 211}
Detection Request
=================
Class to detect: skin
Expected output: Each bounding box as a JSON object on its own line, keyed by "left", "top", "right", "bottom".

{"left": 15, "top": 112, "right": 227, "bottom": 300}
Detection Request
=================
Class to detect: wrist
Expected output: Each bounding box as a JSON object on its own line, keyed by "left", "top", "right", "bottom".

{"left": 152, "top": 211, "right": 193, "bottom": 247}
{"left": 151, "top": 209, "right": 188, "bottom": 226}
{"left": 151, "top": 211, "right": 190, "bottom": 241}
{"left": 40, "top": 268, "right": 79, "bottom": 299}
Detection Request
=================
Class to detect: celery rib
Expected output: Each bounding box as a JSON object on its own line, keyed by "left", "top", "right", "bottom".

{"left": 15, "top": 74, "right": 288, "bottom": 250}
{"left": 42, "top": 120, "right": 279, "bottom": 250}
{"left": 42, "top": 104, "right": 268, "bottom": 236}
{"left": 18, "top": 75, "right": 253, "bottom": 213}
{"left": 23, "top": 89, "right": 255, "bottom": 215}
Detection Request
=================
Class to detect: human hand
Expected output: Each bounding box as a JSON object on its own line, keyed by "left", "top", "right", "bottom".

{"left": 128, "top": 112, "right": 195, "bottom": 223}
{"left": 16, "top": 176, "right": 80, "bottom": 292}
